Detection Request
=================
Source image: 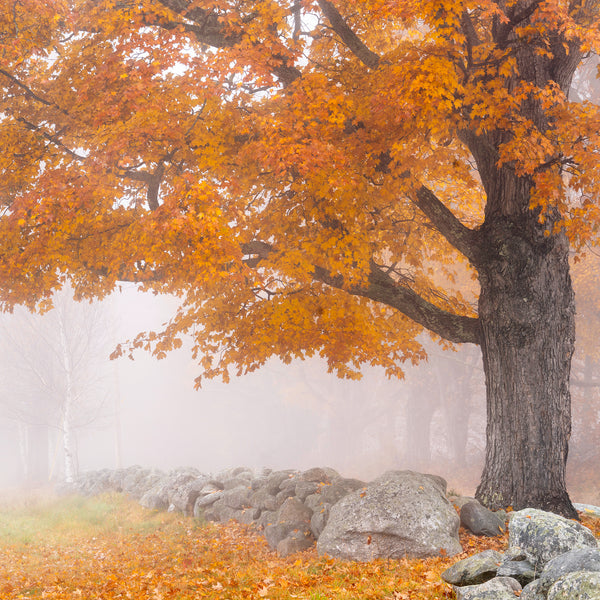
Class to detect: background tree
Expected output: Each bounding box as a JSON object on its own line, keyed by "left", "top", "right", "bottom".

{"left": 0, "top": 287, "right": 116, "bottom": 483}
{"left": 569, "top": 251, "right": 600, "bottom": 487}
{"left": 2, "top": 0, "right": 600, "bottom": 516}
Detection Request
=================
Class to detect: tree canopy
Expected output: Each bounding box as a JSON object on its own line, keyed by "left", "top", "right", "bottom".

{"left": 1, "top": 0, "right": 596, "bottom": 384}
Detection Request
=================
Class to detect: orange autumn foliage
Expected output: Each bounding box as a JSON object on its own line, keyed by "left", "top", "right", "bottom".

{"left": 0, "top": 0, "right": 600, "bottom": 388}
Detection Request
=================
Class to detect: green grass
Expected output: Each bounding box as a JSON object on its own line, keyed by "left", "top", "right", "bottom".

{"left": 0, "top": 492, "right": 175, "bottom": 547}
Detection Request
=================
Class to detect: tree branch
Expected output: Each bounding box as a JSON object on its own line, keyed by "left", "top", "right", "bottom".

{"left": 153, "top": 0, "right": 301, "bottom": 85}
{"left": 317, "top": 261, "right": 481, "bottom": 345}
{"left": 116, "top": 159, "right": 168, "bottom": 211}
{"left": 153, "top": 0, "right": 241, "bottom": 47}
{"left": 493, "top": 0, "right": 544, "bottom": 48}
{"left": 0, "top": 69, "right": 53, "bottom": 106}
{"left": 17, "top": 118, "right": 87, "bottom": 161}
{"left": 316, "top": 0, "right": 380, "bottom": 70}
{"left": 241, "top": 241, "right": 482, "bottom": 345}
{"left": 413, "top": 185, "right": 483, "bottom": 266}
{"left": 241, "top": 240, "right": 272, "bottom": 268}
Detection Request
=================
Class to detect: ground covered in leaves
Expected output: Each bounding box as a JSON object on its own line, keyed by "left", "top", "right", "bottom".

{"left": 0, "top": 492, "right": 598, "bottom": 600}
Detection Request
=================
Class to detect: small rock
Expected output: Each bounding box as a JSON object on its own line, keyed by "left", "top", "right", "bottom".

{"left": 460, "top": 500, "right": 505, "bottom": 537}
{"left": 453, "top": 576, "right": 521, "bottom": 600}
{"left": 277, "top": 531, "right": 315, "bottom": 557}
{"left": 441, "top": 549, "right": 503, "bottom": 586}
{"left": 520, "top": 579, "right": 546, "bottom": 600}
{"left": 496, "top": 560, "right": 536, "bottom": 586}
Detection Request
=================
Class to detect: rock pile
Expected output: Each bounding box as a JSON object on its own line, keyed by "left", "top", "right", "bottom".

{"left": 66, "top": 466, "right": 600, "bottom": 599}
{"left": 66, "top": 465, "right": 463, "bottom": 558}
{"left": 442, "top": 507, "right": 600, "bottom": 599}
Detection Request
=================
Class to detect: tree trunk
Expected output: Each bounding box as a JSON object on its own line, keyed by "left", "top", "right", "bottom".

{"left": 475, "top": 214, "right": 577, "bottom": 518}
{"left": 405, "top": 392, "right": 435, "bottom": 469}
{"left": 59, "top": 314, "right": 77, "bottom": 484}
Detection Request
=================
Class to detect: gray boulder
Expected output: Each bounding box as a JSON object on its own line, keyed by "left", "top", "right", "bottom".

{"left": 317, "top": 470, "right": 462, "bottom": 561}
{"left": 256, "top": 510, "right": 277, "bottom": 531}
{"left": 460, "top": 500, "right": 506, "bottom": 537}
{"left": 547, "top": 571, "right": 600, "bottom": 599}
{"left": 442, "top": 508, "right": 600, "bottom": 599}
{"left": 221, "top": 485, "right": 253, "bottom": 510}
{"left": 310, "top": 507, "right": 330, "bottom": 539}
{"left": 215, "top": 467, "right": 254, "bottom": 489}
{"left": 168, "top": 476, "right": 208, "bottom": 515}
{"left": 250, "top": 487, "right": 279, "bottom": 511}
{"left": 263, "top": 471, "right": 296, "bottom": 495}
{"left": 275, "top": 487, "right": 297, "bottom": 506}
{"left": 331, "top": 477, "right": 367, "bottom": 494}
{"left": 279, "top": 476, "right": 297, "bottom": 493}
{"left": 295, "top": 480, "right": 320, "bottom": 501}
{"left": 139, "top": 469, "right": 202, "bottom": 513}
{"left": 277, "top": 532, "right": 314, "bottom": 557}
{"left": 450, "top": 496, "right": 478, "bottom": 510}
{"left": 496, "top": 560, "right": 536, "bottom": 586}
{"left": 194, "top": 490, "right": 223, "bottom": 508}
{"left": 453, "top": 577, "right": 521, "bottom": 600}
{"left": 441, "top": 549, "right": 503, "bottom": 586}
{"left": 124, "top": 468, "right": 163, "bottom": 499}
{"left": 520, "top": 579, "right": 546, "bottom": 600}
{"left": 299, "top": 467, "right": 333, "bottom": 483}
{"left": 203, "top": 500, "right": 259, "bottom": 524}
{"left": 305, "top": 492, "right": 327, "bottom": 513}
{"left": 263, "top": 496, "right": 314, "bottom": 552}
{"left": 278, "top": 497, "right": 313, "bottom": 525}
{"left": 264, "top": 523, "right": 293, "bottom": 549}
{"left": 574, "top": 503, "right": 600, "bottom": 519}
{"left": 537, "top": 547, "right": 600, "bottom": 595}
{"left": 509, "top": 508, "right": 598, "bottom": 570}
{"left": 318, "top": 481, "right": 361, "bottom": 505}
{"left": 222, "top": 477, "right": 252, "bottom": 490}
{"left": 193, "top": 490, "right": 223, "bottom": 518}
{"left": 236, "top": 507, "right": 259, "bottom": 525}
{"left": 140, "top": 488, "right": 169, "bottom": 511}
{"left": 200, "top": 481, "right": 224, "bottom": 494}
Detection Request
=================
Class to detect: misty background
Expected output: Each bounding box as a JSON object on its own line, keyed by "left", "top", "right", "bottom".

{"left": 0, "top": 284, "right": 597, "bottom": 503}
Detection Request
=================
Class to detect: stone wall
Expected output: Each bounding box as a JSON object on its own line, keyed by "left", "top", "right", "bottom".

{"left": 65, "top": 465, "right": 366, "bottom": 556}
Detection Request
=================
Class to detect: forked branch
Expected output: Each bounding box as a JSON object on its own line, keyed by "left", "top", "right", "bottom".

{"left": 241, "top": 241, "right": 482, "bottom": 345}
{"left": 316, "top": 0, "right": 380, "bottom": 69}
{"left": 414, "top": 185, "right": 483, "bottom": 266}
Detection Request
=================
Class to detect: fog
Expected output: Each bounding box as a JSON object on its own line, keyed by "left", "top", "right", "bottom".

{"left": 0, "top": 285, "right": 598, "bottom": 504}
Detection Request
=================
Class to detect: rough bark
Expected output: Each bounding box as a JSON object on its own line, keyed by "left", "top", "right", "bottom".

{"left": 475, "top": 213, "right": 577, "bottom": 518}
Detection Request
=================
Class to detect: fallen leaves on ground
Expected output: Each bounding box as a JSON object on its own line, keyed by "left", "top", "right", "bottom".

{"left": 0, "top": 493, "right": 596, "bottom": 600}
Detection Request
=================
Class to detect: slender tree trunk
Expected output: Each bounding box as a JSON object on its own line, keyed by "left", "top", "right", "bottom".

{"left": 405, "top": 393, "right": 435, "bottom": 469}
{"left": 475, "top": 214, "right": 577, "bottom": 518}
{"left": 59, "top": 316, "right": 76, "bottom": 484}
{"left": 62, "top": 390, "right": 76, "bottom": 483}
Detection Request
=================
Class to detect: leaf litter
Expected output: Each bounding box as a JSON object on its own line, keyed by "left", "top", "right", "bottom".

{"left": 0, "top": 493, "right": 597, "bottom": 599}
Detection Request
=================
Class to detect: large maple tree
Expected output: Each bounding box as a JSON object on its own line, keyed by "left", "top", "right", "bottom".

{"left": 2, "top": 0, "right": 600, "bottom": 517}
